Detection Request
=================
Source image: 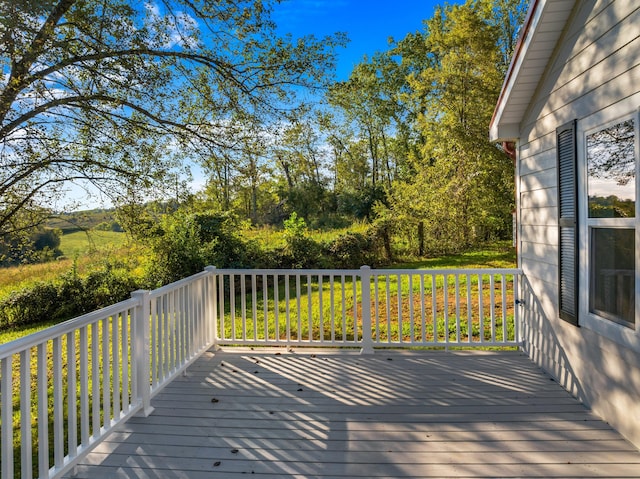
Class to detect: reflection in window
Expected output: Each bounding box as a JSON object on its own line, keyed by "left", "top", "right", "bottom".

{"left": 589, "top": 228, "right": 635, "bottom": 327}
{"left": 587, "top": 119, "right": 635, "bottom": 218}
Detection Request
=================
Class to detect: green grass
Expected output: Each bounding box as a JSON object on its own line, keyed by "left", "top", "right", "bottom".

{"left": 59, "top": 230, "right": 128, "bottom": 257}
{"left": 393, "top": 241, "right": 516, "bottom": 269}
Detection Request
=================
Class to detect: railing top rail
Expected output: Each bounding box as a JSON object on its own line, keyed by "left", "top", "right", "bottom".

{"left": 212, "top": 268, "right": 362, "bottom": 275}
{"left": 149, "top": 270, "right": 209, "bottom": 299}
{"left": 212, "top": 267, "right": 522, "bottom": 276}
{"left": 370, "top": 267, "right": 522, "bottom": 276}
{"left": 0, "top": 297, "right": 138, "bottom": 359}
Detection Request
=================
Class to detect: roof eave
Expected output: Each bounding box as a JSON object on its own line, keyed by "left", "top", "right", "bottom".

{"left": 489, "top": 0, "right": 576, "bottom": 143}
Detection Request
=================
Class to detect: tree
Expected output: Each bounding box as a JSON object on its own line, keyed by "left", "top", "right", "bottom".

{"left": 381, "top": 0, "right": 525, "bottom": 254}
{"left": 327, "top": 52, "right": 413, "bottom": 190}
{"left": 0, "top": 0, "right": 345, "bottom": 235}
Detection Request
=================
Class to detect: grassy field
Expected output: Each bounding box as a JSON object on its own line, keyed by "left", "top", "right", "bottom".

{"left": 59, "top": 230, "right": 128, "bottom": 257}
{"left": 0, "top": 231, "right": 133, "bottom": 301}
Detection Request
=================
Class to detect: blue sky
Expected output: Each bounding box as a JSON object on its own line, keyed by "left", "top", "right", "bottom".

{"left": 272, "top": 0, "right": 452, "bottom": 80}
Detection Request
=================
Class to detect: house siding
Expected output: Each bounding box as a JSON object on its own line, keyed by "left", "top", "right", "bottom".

{"left": 517, "top": 0, "right": 640, "bottom": 448}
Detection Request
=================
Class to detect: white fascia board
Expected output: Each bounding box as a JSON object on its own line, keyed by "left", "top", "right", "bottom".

{"left": 489, "top": 123, "right": 521, "bottom": 143}
{"left": 490, "top": 0, "right": 548, "bottom": 142}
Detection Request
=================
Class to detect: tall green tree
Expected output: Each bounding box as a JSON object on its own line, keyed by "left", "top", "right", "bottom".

{"left": 386, "top": 0, "right": 525, "bottom": 254}
{"left": 0, "top": 0, "right": 345, "bottom": 234}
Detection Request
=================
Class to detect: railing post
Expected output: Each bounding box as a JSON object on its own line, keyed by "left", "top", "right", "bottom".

{"left": 205, "top": 266, "right": 220, "bottom": 351}
{"left": 359, "top": 266, "right": 374, "bottom": 355}
{"left": 514, "top": 272, "right": 523, "bottom": 348}
{"left": 131, "top": 290, "right": 154, "bottom": 417}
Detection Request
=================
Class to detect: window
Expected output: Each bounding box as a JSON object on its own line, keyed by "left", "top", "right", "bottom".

{"left": 585, "top": 118, "right": 636, "bottom": 328}
{"left": 577, "top": 109, "right": 639, "bottom": 345}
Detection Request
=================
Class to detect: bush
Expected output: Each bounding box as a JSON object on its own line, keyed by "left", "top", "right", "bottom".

{"left": 324, "top": 232, "right": 375, "bottom": 269}
{"left": 0, "top": 282, "right": 59, "bottom": 328}
{"left": 282, "top": 213, "right": 325, "bottom": 268}
{"left": 0, "top": 264, "right": 141, "bottom": 331}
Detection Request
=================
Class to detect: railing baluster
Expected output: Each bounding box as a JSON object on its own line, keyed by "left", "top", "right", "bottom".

{"left": 385, "top": 276, "right": 391, "bottom": 343}
{"left": 490, "top": 274, "right": 496, "bottom": 342}
{"left": 150, "top": 297, "right": 157, "bottom": 388}
{"left": 20, "top": 349, "right": 31, "bottom": 479}
{"left": 241, "top": 274, "right": 247, "bottom": 341}
{"left": 166, "top": 292, "right": 172, "bottom": 375}
{"left": 478, "top": 275, "right": 484, "bottom": 343}
{"left": 352, "top": 274, "right": 358, "bottom": 342}
{"left": 122, "top": 312, "right": 129, "bottom": 412}
{"left": 178, "top": 285, "right": 188, "bottom": 365}
{"left": 112, "top": 314, "right": 120, "bottom": 421}
{"left": 102, "top": 317, "right": 111, "bottom": 430}
{"left": 252, "top": 274, "right": 258, "bottom": 341}
{"left": 319, "top": 275, "right": 324, "bottom": 343}
{"left": 37, "top": 342, "right": 49, "bottom": 478}
{"left": 296, "top": 274, "right": 302, "bottom": 341}
{"left": 514, "top": 273, "right": 520, "bottom": 343}
{"left": 330, "top": 275, "right": 335, "bottom": 342}
{"left": 455, "top": 274, "right": 461, "bottom": 343}
{"left": 230, "top": 274, "right": 236, "bottom": 341}
{"left": 156, "top": 295, "right": 164, "bottom": 381}
{"left": 307, "top": 274, "right": 312, "bottom": 342}
{"left": 285, "top": 274, "right": 291, "bottom": 343}
{"left": 341, "top": 275, "right": 346, "bottom": 342}
{"left": 502, "top": 273, "right": 508, "bottom": 342}
{"left": 1, "top": 356, "right": 13, "bottom": 479}
{"left": 396, "top": 274, "right": 402, "bottom": 343}
{"left": 373, "top": 274, "right": 380, "bottom": 343}
{"left": 431, "top": 274, "right": 437, "bottom": 343}
{"left": 408, "top": 274, "right": 415, "bottom": 344}
{"left": 80, "top": 326, "right": 89, "bottom": 446}
{"left": 420, "top": 274, "right": 426, "bottom": 344}
{"left": 262, "top": 273, "right": 268, "bottom": 341}
{"left": 91, "top": 321, "right": 100, "bottom": 437}
{"left": 53, "top": 336, "right": 64, "bottom": 468}
{"left": 443, "top": 275, "right": 449, "bottom": 346}
{"left": 67, "top": 331, "right": 77, "bottom": 459}
{"left": 274, "top": 274, "right": 279, "bottom": 342}
{"left": 466, "top": 274, "right": 472, "bottom": 343}
{"left": 219, "top": 275, "right": 225, "bottom": 341}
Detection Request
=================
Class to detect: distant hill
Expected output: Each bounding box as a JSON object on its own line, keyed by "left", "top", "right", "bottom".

{"left": 47, "top": 209, "right": 118, "bottom": 233}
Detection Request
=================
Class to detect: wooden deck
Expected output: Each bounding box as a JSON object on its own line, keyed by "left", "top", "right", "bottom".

{"left": 64, "top": 349, "right": 640, "bottom": 478}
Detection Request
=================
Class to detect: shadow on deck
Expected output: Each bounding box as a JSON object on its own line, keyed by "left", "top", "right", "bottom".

{"left": 65, "top": 349, "right": 640, "bottom": 478}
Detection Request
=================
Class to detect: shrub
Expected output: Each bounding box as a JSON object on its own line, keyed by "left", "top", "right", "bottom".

{"left": 0, "top": 264, "right": 141, "bottom": 331}
{"left": 324, "top": 232, "right": 375, "bottom": 269}
{"left": 282, "top": 213, "right": 324, "bottom": 268}
{"left": 0, "top": 282, "right": 59, "bottom": 329}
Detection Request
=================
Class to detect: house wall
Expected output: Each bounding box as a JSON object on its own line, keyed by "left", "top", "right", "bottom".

{"left": 517, "top": 0, "right": 640, "bottom": 448}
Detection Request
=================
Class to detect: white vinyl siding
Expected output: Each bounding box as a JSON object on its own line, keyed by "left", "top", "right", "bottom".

{"left": 516, "top": 0, "right": 640, "bottom": 448}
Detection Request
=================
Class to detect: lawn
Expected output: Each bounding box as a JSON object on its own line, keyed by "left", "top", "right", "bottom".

{"left": 59, "top": 230, "right": 128, "bottom": 257}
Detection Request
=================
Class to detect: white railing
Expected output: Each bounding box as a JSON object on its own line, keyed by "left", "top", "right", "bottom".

{"left": 211, "top": 267, "right": 522, "bottom": 352}
{"left": 0, "top": 271, "right": 213, "bottom": 479}
{"left": 0, "top": 265, "right": 521, "bottom": 478}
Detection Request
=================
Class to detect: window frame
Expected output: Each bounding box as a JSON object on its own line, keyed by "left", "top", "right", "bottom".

{"left": 576, "top": 105, "right": 640, "bottom": 351}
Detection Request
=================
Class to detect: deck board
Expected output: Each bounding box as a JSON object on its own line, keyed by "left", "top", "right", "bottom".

{"left": 64, "top": 349, "right": 640, "bottom": 478}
